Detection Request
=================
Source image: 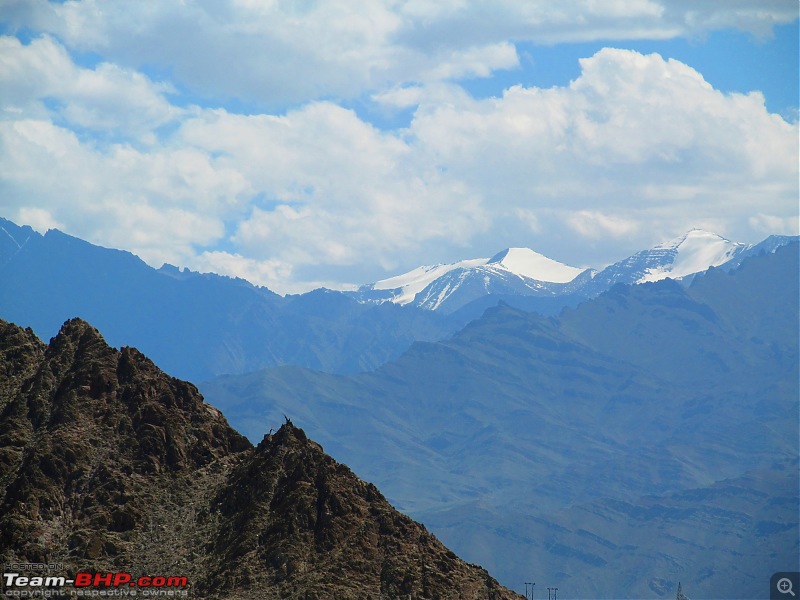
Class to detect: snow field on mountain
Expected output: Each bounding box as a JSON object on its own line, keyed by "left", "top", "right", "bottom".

{"left": 639, "top": 230, "right": 747, "bottom": 283}
{"left": 488, "top": 247, "right": 586, "bottom": 283}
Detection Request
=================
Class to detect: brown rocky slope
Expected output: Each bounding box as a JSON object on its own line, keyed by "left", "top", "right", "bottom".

{"left": 0, "top": 318, "right": 521, "bottom": 599}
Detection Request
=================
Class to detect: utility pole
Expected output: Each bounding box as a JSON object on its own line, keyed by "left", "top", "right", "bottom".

{"left": 553, "top": 587, "right": 558, "bottom": 600}
{"left": 547, "top": 588, "right": 552, "bottom": 600}
{"left": 525, "top": 582, "right": 535, "bottom": 599}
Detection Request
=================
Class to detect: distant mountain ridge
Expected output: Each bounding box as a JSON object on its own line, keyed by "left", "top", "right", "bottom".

{"left": 201, "top": 244, "right": 800, "bottom": 598}
{"left": 579, "top": 228, "right": 748, "bottom": 294}
{"left": 0, "top": 216, "right": 796, "bottom": 380}
{"left": 346, "top": 229, "right": 789, "bottom": 314}
{"left": 0, "top": 217, "right": 456, "bottom": 381}
{"left": 353, "top": 247, "right": 588, "bottom": 307}
{"left": 2, "top": 214, "right": 797, "bottom": 597}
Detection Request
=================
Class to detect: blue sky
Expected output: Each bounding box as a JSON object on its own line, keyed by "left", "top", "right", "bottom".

{"left": 0, "top": 1, "right": 797, "bottom": 293}
{"left": 466, "top": 22, "right": 799, "bottom": 115}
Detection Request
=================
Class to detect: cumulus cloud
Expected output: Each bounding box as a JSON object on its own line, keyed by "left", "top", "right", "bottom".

{"left": 0, "top": 117, "right": 249, "bottom": 267}
{"left": 0, "top": 35, "right": 180, "bottom": 138}
{"left": 405, "top": 49, "right": 797, "bottom": 244}
{"left": 0, "top": 5, "right": 796, "bottom": 293}
{"left": 2, "top": 0, "right": 796, "bottom": 107}
{"left": 193, "top": 250, "right": 296, "bottom": 290}
{"left": 176, "top": 102, "right": 488, "bottom": 270}
{"left": 16, "top": 206, "right": 62, "bottom": 233}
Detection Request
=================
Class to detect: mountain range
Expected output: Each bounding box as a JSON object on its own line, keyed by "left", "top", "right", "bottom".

{"left": 1, "top": 215, "right": 797, "bottom": 596}
{"left": 1, "top": 216, "right": 795, "bottom": 383}
{"left": 200, "top": 243, "right": 800, "bottom": 598}
{"left": 0, "top": 318, "right": 520, "bottom": 599}
{"left": 348, "top": 246, "right": 588, "bottom": 311}
{"left": 0, "top": 217, "right": 456, "bottom": 381}
{"left": 346, "top": 228, "right": 793, "bottom": 315}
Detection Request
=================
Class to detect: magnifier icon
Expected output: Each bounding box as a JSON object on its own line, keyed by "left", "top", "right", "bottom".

{"left": 778, "top": 578, "right": 796, "bottom": 597}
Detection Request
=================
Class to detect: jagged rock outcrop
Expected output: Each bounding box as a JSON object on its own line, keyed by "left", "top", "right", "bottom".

{"left": 205, "top": 422, "right": 515, "bottom": 598}
{"left": 0, "top": 318, "right": 520, "bottom": 599}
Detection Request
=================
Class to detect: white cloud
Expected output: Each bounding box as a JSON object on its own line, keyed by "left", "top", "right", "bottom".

{"left": 16, "top": 206, "right": 62, "bottom": 233}
{"left": 566, "top": 211, "right": 640, "bottom": 239}
{"left": 0, "top": 28, "right": 796, "bottom": 293}
{"left": 193, "top": 250, "right": 293, "bottom": 289}
{"left": 176, "top": 102, "right": 488, "bottom": 272}
{"left": 749, "top": 213, "right": 800, "bottom": 236}
{"left": 372, "top": 82, "right": 475, "bottom": 109}
{"left": 421, "top": 42, "right": 519, "bottom": 80}
{"left": 0, "top": 117, "right": 248, "bottom": 267}
{"left": 3, "top": 1, "right": 796, "bottom": 106}
{"left": 0, "top": 35, "right": 180, "bottom": 138}
{"left": 405, "top": 49, "right": 798, "bottom": 230}
{"left": 662, "top": 0, "right": 798, "bottom": 39}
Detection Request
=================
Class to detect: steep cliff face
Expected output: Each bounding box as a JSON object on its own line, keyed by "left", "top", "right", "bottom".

{"left": 206, "top": 422, "right": 514, "bottom": 598}
{"left": 0, "top": 318, "right": 520, "bottom": 599}
{"left": 0, "top": 318, "right": 252, "bottom": 571}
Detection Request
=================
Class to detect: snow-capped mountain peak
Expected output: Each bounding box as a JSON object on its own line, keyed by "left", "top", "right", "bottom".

{"left": 348, "top": 229, "right": 786, "bottom": 312}
{"left": 639, "top": 229, "right": 747, "bottom": 283}
{"left": 356, "top": 247, "right": 586, "bottom": 311}
{"left": 368, "top": 258, "right": 489, "bottom": 305}
{"left": 487, "top": 247, "right": 585, "bottom": 283}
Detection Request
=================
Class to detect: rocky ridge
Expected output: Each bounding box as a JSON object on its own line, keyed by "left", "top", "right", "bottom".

{"left": 0, "top": 318, "right": 520, "bottom": 599}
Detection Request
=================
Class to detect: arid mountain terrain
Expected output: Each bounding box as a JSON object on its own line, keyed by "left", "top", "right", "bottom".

{"left": 0, "top": 318, "right": 521, "bottom": 599}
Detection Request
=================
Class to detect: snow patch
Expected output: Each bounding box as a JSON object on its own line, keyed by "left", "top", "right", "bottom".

{"left": 366, "top": 247, "right": 583, "bottom": 308}
{"left": 371, "top": 258, "right": 488, "bottom": 305}
{"left": 488, "top": 247, "right": 584, "bottom": 283}
{"left": 639, "top": 229, "right": 747, "bottom": 283}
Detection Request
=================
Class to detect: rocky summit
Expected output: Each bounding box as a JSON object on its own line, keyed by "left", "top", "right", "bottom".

{"left": 0, "top": 318, "right": 520, "bottom": 599}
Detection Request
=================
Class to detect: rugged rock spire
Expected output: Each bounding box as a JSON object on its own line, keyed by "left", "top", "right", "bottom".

{"left": 0, "top": 318, "right": 521, "bottom": 599}
{"left": 676, "top": 581, "right": 690, "bottom": 600}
